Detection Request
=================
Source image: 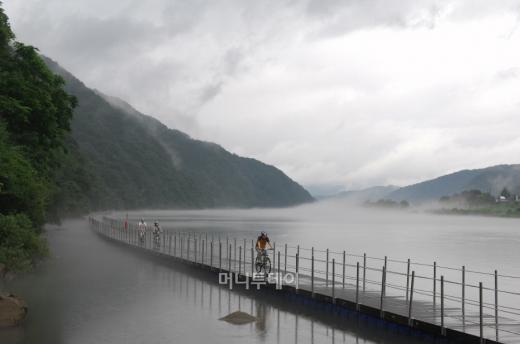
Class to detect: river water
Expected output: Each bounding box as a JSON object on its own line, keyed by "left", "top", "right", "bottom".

{"left": 1, "top": 202, "right": 519, "bottom": 343}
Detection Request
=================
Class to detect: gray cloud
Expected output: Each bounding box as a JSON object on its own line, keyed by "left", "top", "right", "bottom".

{"left": 4, "top": 0, "right": 520, "bottom": 193}
{"left": 304, "top": 0, "right": 442, "bottom": 37}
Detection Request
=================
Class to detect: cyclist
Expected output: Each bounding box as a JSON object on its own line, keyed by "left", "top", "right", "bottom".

{"left": 152, "top": 221, "right": 162, "bottom": 247}
{"left": 138, "top": 218, "right": 147, "bottom": 242}
{"left": 255, "top": 231, "right": 272, "bottom": 258}
{"left": 153, "top": 221, "right": 161, "bottom": 233}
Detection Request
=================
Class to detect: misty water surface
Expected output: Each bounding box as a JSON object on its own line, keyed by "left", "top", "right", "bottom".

{"left": 116, "top": 202, "right": 520, "bottom": 313}
{"left": 0, "top": 217, "right": 433, "bottom": 344}
{"left": 118, "top": 202, "right": 520, "bottom": 276}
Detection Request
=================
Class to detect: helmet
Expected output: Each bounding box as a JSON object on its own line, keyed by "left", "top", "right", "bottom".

{"left": 260, "top": 231, "right": 267, "bottom": 237}
{"left": 154, "top": 221, "right": 159, "bottom": 226}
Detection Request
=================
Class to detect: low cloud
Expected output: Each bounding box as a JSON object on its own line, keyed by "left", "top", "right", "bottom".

{"left": 4, "top": 0, "right": 520, "bottom": 193}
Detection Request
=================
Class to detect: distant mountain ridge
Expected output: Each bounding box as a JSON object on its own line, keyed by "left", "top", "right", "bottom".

{"left": 43, "top": 57, "right": 313, "bottom": 212}
{"left": 387, "top": 165, "right": 520, "bottom": 203}
{"left": 324, "top": 185, "right": 399, "bottom": 202}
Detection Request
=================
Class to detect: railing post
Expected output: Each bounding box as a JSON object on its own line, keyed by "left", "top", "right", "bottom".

{"left": 433, "top": 261, "right": 437, "bottom": 307}
{"left": 273, "top": 242, "right": 276, "bottom": 274}
{"left": 383, "top": 256, "right": 387, "bottom": 297}
{"left": 408, "top": 271, "right": 415, "bottom": 326}
{"left": 210, "top": 241, "right": 213, "bottom": 267}
{"left": 311, "top": 254, "right": 315, "bottom": 296}
{"left": 406, "top": 258, "right": 410, "bottom": 302}
{"left": 202, "top": 240, "right": 205, "bottom": 265}
{"left": 479, "top": 282, "right": 483, "bottom": 344}
{"left": 380, "top": 265, "right": 386, "bottom": 318}
{"left": 187, "top": 236, "right": 190, "bottom": 261}
{"left": 342, "top": 250, "right": 346, "bottom": 289}
{"left": 169, "top": 234, "right": 172, "bottom": 255}
{"left": 174, "top": 233, "right": 177, "bottom": 257}
{"left": 284, "top": 244, "right": 287, "bottom": 276}
{"left": 251, "top": 247, "right": 254, "bottom": 275}
{"left": 234, "top": 238, "right": 237, "bottom": 271}
{"left": 326, "top": 248, "right": 329, "bottom": 287}
{"left": 228, "top": 244, "right": 232, "bottom": 273}
{"left": 296, "top": 253, "right": 299, "bottom": 291}
{"left": 219, "top": 242, "right": 222, "bottom": 271}
{"left": 278, "top": 251, "right": 281, "bottom": 288}
{"left": 462, "top": 265, "right": 465, "bottom": 326}
{"left": 441, "top": 275, "right": 445, "bottom": 335}
{"left": 356, "top": 262, "right": 360, "bottom": 310}
{"left": 239, "top": 246, "right": 242, "bottom": 275}
{"left": 332, "top": 259, "right": 336, "bottom": 303}
{"left": 363, "top": 253, "right": 367, "bottom": 292}
{"left": 495, "top": 270, "right": 499, "bottom": 342}
{"left": 195, "top": 238, "right": 197, "bottom": 263}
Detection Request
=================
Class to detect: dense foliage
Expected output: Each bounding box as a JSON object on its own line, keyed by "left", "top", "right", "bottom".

{"left": 364, "top": 199, "right": 409, "bottom": 209}
{"left": 0, "top": 4, "right": 76, "bottom": 271}
{"left": 0, "top": 213, "right": 47, "bottom": 271}
{"left": 436, "top": 189, "right": 520, "bottom": 218}
{"left": 439, "top": 189, "right": 495, "bottom": 207}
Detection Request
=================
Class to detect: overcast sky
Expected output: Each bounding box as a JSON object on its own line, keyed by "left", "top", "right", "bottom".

{"left": 4, "top": 0, "right": 520, "bottom": 194}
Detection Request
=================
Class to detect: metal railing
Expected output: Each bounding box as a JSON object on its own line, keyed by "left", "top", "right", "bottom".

{"left": 90, "top": 216, "right": 520, "bottom": 344}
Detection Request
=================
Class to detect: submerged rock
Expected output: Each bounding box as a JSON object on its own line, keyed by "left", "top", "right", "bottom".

{"left": 219, "top": 311, "right": 257, "bottom": 325}
{"left": 0, "top": 293, "right": 28, "bottom": 327}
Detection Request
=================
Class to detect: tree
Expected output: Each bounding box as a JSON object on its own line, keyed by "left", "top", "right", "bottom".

{"left": 0, "top": 123, "right": 47, "bottom": 225}
{"left": 0, "top": 3, "right": 76, "bottom": 270}
{"left": 501, "top": 187, "right": 511, "bottom": 200}
{"left": 0, "top": 4, "right": 76, "bottom": 173}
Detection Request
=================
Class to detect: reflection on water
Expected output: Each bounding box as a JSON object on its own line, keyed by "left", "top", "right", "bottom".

{"left": 0, "top": 219, "right": 430, "bottom": 344}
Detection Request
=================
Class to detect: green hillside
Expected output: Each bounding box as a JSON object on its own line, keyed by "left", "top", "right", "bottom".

{"left": 43, "top": 57, "right": 313, "bottom": 214}
{"left": 388, "top": 165, "right": 520, "bottom": 203}
{"left": 0, "top": 4, "right": 311, "bottom": 271}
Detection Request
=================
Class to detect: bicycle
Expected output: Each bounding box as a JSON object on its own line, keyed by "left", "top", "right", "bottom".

{"left": 255, "top": 248, "right": 272, "bottom": 275}
{"left": 138, "top": 228, "right": 146, "bottom": 246}
{"left": 153, "top": 230, "right": 161, "bottom": 249}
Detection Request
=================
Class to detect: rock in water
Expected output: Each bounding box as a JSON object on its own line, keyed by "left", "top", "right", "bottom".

{"left": 0, "top": 293, "right": 28, "bottom": 327}
{"left": 219, "top": 311, "right": 257, "bottom": 325}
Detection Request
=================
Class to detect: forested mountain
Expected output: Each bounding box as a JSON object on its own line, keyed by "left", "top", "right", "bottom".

{"left": 0, "top": 4, "right": 311, "bottom": 271}
{"left": 322, "top": 185, "right": 398, "bottom": 202}
{"left": 43, "top": 58, "right": 313, "bottom": 213}
{"left": 387, "top": 165, "right": 520, "bottom": 203}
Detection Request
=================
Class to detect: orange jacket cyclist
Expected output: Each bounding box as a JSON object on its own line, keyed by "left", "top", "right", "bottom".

{"left": 255, "top": 232, "right": 272, "bottom": 257}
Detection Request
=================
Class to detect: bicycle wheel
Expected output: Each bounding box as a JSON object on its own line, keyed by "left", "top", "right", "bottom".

{"left": 263, "top": 257, "right": 271, "bottom": 274}
{"left": 255, "top": 256, "right": 263, "bottom": 273}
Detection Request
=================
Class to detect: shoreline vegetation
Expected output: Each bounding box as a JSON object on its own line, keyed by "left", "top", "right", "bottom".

{"left": 432, "top": 204, "right": 520, "bottom": 218}
{"left": 0, "top": 5, "right": 75, "bottom": 275}
{"left": 434, "top": 189, "right": 520, "bottom": 218}
{"left": 363, "top": 189, "right": 520, "bottom": 219}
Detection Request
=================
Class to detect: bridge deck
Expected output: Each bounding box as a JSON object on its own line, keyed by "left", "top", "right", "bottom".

{"left": 90, "top": 217, "right": 520, "bottom": 344}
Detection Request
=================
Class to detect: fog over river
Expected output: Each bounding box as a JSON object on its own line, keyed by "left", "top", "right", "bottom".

{"left": 1, "top": 202, "right": 519, "bottom": 344}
